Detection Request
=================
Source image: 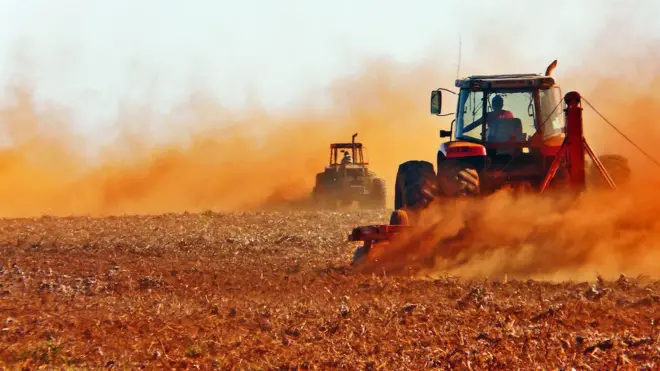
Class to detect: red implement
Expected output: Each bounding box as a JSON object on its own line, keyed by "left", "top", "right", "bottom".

{"left": 348, "top": 224, "right": 411, "bottom": 242}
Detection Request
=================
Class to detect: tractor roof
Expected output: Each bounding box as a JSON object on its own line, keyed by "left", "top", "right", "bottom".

{"left": 455, "top": 73, "right": 556, "bottom": 90}
{"left": 331, "top": 143, "right": 363, "bottom": 149}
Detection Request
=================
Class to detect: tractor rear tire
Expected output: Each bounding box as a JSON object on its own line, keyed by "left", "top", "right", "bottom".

{"left": 313, "top": 172, "right": 341, "bottom": 209}
{"left": 312, "top": 173, "right": 326, "bottom": 200}
{"left": 368, "top": 178, "right": 387, "bottom": 209}
{"left": 394, "top": 161, "right": 437, "bottom": 210}
{"left": 312, "top": 185, "right": 323, "bottom": 205}
{"left": 589, "top": 154, "right": 631, "bottom": 189}
{"left": 436, "top": 160, "right": 480, "bottom": 197}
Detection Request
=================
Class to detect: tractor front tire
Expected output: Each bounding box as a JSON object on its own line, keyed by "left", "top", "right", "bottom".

{"left": 394, "top": 161, "right": 437, "bottom": 210}
{"left": 589, "top": 154, "right": 631, "bottom": 189}
{"left": 436, "top": 160, "right": 480, "bottom": 197}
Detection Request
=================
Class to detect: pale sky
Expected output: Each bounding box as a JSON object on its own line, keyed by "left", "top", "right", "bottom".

{"left": 0, "top": 0, "right": 659, "bottom": 138}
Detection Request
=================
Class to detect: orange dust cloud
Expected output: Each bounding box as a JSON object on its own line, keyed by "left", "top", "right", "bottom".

{"left": 0, "top": 58, "right": 448, "bottom": 217}
{"left": 353, "top": 185, "right": 660, "bottom": 281}
{"left": 1, "top": 27, "right": 660, "bottom": 224}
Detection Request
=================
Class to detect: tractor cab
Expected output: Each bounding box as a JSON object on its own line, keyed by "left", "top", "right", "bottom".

{"left": 313, "top": 133, "right": 386, "bottom": 209}
{"left": 430, "top": 63, "right": 568, "bottom": 191}
{"left": 433, "top": 74, "right": 565, "bottom": 153}
{"left": 328, "top": 133, "right": 368, "bottom": 169}
{"left": 324, "top": 133, "right": 371, "bottom": 186}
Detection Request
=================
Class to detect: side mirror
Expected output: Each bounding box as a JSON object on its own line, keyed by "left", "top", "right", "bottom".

{"left": 430, "top": 90, "right": 442, "bottom": 114}
{"left": 439, "top": 129, "right": 451, "bottom": 138}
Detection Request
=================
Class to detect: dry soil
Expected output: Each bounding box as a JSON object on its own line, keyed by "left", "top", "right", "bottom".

{"left": 0, "top": 210, "right": 658, "bottom": 369}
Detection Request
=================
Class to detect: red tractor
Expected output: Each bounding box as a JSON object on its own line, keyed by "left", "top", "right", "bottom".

{"left": 349, "top": 61, "right": 632, "bottom": 264}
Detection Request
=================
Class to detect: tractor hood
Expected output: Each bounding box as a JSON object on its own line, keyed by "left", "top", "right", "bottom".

{"left": 439, "top": 141, "right": 487, "bottom": 159}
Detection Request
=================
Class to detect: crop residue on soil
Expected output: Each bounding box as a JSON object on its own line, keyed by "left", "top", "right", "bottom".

{"left": 1, "top": 211, "right": 659, "bottom": 369}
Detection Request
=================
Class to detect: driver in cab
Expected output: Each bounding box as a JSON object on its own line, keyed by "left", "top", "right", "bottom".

{"left": 463, "top": 95, "right": 514, "bottom": 134}
{"left": 341, "top": 151, "right": 353, "bottom": 165}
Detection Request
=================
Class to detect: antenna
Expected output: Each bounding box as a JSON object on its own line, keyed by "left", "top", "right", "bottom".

{"left": 456, "top": 34, "right": 462, "bottom": 80}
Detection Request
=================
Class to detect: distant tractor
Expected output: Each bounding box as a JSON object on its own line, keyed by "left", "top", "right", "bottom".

{"left": 312, "top": 133, "right": 386, "bottom": 209}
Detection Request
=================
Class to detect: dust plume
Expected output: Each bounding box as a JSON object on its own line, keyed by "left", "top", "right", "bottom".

{"left": 1, "top": 12, "right": 660, "bottom": 285}
{"left": 355, "top": 185, "right": 660, "bottom": 281}
{"left": 0, "top": 58, "right": 445, "bottom": 217}
{"left": 351, "top": 26, "right": 660, "bottom": 281}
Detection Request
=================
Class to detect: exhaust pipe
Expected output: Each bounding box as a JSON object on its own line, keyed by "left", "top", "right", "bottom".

{"left": 545, "top": 60, "right": 558, "bottom": 76}
{"left": 352, "top": 133, "right": 358, "bottom": 163}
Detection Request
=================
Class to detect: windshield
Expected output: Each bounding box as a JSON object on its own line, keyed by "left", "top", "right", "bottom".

{"left": 455, "top": 89, "right": 484, "bottom": 141}
{"left": 539, "top": 87, "right": 564, "bottom": 138}
{"left": 456, "top": 89, "right": 538, "bottom": 143}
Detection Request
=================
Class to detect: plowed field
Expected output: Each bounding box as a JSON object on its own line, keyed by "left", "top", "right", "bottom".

{"left": 1, "top": 211, "right": 658, "bottom": 369}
